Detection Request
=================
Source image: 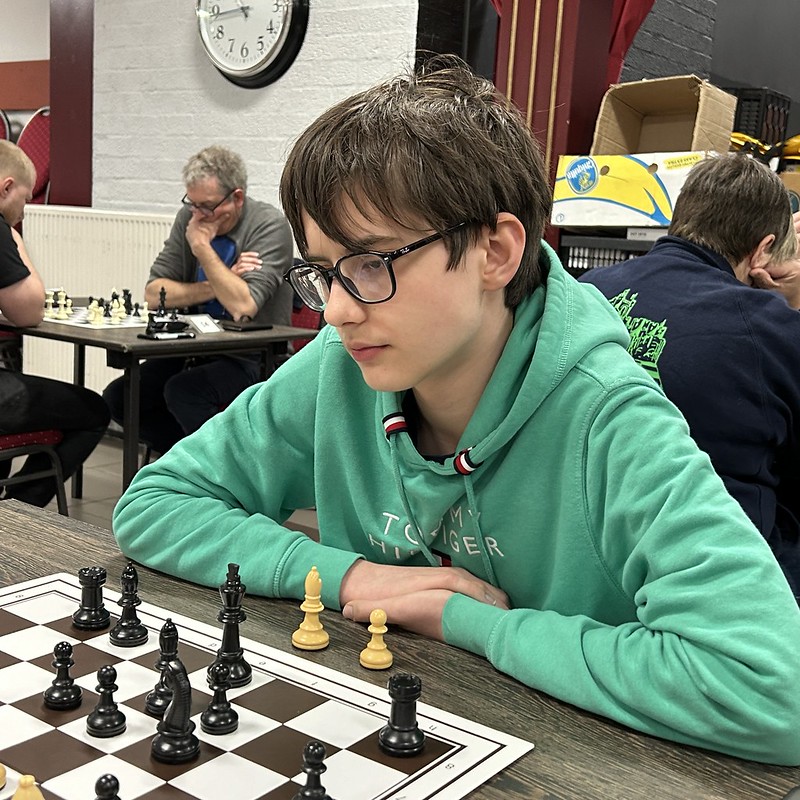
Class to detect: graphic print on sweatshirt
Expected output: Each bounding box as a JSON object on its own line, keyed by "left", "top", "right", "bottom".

{"left": 608, "top": 289, "right": 668, "bottom": 386}
{"left": 369, "top": 504, "right": 506, "bottom": 563}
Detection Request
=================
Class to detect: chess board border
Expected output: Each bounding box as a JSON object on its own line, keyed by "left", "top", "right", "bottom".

{"left": 0, "top": 573, "right": 534, "bottom": 800}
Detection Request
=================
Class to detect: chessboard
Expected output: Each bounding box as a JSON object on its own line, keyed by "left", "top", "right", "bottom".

{"left": 43, "top": 288, "right": 148, "bottom": 328}
{"left": 44, "top": 307, "right": 148, "bottom": 328}
{"left": 0, "top": 572, "right": 533, "bottom": 800}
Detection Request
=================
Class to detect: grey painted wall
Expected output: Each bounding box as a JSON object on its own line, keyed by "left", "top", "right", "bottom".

{"left": 709, "top": 0, "right": 800, "bottom": 140}
{"left": 621, "top": 0, "right": 718, "bottom": 81}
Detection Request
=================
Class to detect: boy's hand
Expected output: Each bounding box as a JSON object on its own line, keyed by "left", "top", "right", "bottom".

{"left": 750, "top": 212, "right": 800, "bottom": 309}
{"left": 339, "top": 560, "right": 509, "bottom": 641}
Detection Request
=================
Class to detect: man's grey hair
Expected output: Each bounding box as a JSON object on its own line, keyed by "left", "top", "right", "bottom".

{"left": 182, "top": 145, "right": 247, "bottom": 194}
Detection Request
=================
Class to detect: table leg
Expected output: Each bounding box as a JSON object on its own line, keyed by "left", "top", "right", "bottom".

{"left": 71, "top": 344, "right": 87, "bottom": 499}
{"left": 121, "top": 358, "right": 141, "bottom": 490}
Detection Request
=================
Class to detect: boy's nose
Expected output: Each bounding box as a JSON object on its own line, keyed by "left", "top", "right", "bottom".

{"left": 322, "top": 280, "right": 366, "bottom": 328}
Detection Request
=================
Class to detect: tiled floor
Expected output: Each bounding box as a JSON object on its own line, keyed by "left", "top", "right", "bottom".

{"left": 42, "top": 436, "right": 319, "bottom": 536}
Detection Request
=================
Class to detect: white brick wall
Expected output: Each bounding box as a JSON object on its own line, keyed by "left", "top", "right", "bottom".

{"left": 93, "top": 0, "right": 418, "bottom": 214}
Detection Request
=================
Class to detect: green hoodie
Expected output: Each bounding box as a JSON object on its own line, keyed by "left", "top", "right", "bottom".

{"left": 114, "top": 246, "right": 800, "bottom": 765}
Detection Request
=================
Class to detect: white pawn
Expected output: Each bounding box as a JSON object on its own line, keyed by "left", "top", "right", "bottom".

{"left": 292, "top": 566, "right": 329, "bottom": 650}
{"left": 359, "top": 608, "right": 393, "bottom": 670}
{"left": 12, "top": 775, "right": 45, "bottom": 800}
{"left": 140, "top": 301, "right": 149, "bottom": 316}
{"left": 109, "top": 299, "right": 121, "bottom": 324}
{"left": 44, "top": 290, "right": 55, "bottom": 318}
{"left": 55, "top": 290, "right": 68, "bottom": 319}
{"left": 65, "top": 297, "right": 74, "bottom": 315}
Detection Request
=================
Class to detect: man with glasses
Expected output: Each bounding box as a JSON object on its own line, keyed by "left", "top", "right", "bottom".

{"left": 103, "top": 144, "right": 293, "bottom": 456}
{"left": 115, "top": 59, "right": 800, "bottom": 764}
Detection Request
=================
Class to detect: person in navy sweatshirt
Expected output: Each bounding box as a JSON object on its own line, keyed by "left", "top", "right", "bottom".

{"left": 581, "top": 154, "right": 800, "bottom": 595}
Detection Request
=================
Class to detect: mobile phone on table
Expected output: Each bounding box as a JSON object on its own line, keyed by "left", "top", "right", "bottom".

{"left": 220, "top": 319, "right": 274, "bottom": 332}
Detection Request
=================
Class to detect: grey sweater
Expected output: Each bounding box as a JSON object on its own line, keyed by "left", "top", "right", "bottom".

{"left": 148, "top": 197, "right": 294, "bottom": 326}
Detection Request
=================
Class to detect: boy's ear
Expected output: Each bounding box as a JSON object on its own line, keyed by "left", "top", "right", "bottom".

{"left": 747, "top": 233, "right": 776, "bottom": 274}
{"left": 0, "top": 176, "right": 14, "bottom": 198}
{"left": 481, "top": 212, "right": 526, "bottom": 291}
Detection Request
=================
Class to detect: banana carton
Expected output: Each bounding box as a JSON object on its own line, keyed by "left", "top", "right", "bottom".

{"left": 551, "top": 151, "right": 714, "bottom": 228}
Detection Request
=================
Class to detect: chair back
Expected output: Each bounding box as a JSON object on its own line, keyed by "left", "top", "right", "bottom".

{"left": 291, "top": 305, "right": 322, "bottom": 353}
{"left": 0, "top": 109, "right": 11, "bottom": 140}
{"left": 0, "top": 429, "right": 68, "bottom": 515}
{"left": 16, "top": 106, "right": 51, "bottom": 203}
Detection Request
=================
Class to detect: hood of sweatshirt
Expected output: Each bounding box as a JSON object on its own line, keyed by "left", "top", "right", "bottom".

{"left": 373, "top": 241, "right": 630, "bottom": 581}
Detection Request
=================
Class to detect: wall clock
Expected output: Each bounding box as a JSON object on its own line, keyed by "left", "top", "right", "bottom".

{"left": 195, "top": 0, "right": 309, "bottom": 89}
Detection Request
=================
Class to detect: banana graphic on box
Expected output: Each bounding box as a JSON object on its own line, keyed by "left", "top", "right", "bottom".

{"left": 553, "top": 154, "right": 704, "bottom": 227}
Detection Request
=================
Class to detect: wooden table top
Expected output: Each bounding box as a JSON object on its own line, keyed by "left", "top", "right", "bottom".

{"left": 1, "top": 500, "right": 798, "bottom": 800}
{"left": 2, "top": 318, "right": 318, "bottom": 358}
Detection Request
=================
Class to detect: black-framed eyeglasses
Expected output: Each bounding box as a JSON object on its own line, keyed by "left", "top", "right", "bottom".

{"left": 181, "top": 188, "right": 235, "bottom": 216}
{"left": 284, "top": 223, "right": 468, "bottom": 312}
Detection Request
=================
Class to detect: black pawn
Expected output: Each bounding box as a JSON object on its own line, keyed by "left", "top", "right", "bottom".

{"left": 72, "top": 566, "right": 111, "bottom": 631}
{"left": 95, "top": 773, "right": 120, "bottom": 800}
{"left": 378, "top": 673, "right": 426, "bottom": 757}
{"left": 86, "top": 665, "right": 126, "bottom": 737}
{"left": 110, "top": 562, "right": 148, "bottom": 647}
{"left": 145, "top": 618, "right": 179, "bottom": 717}
{"left": 133, "top": 302, "right": 141, "bottom": 318}
{"left": 207, "top": 563, "right": 251, "bottom": 688}
{"left": 43, "top": 641, "right": 82, "bottom": 710}
{"left": 200, "top": 662, "right": 238, "bottom": 735}
{"left": 293, "top": 741, "right": 334, "bottom": 800}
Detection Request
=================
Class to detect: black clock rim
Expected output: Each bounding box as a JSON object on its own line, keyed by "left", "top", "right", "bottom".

{"left": 217, "top": 0, "right": 309, "bottom": 89}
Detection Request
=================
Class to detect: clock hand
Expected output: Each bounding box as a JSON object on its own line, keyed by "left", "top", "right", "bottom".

{"left": 199, "top": 6, "right": 250, "bottom": 21}
{"left": 236, "top": 0, "right": 251, "bottom": 19}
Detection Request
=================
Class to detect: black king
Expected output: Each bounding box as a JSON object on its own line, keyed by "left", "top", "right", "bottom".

{"left": 207, "top": 563, "right": 252, "bottom": 688}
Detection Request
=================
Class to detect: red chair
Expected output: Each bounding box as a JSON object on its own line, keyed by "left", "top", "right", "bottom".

{"left": 16, "top": 106, "right": 50, "bottom": 204}
{"left": 0, "top": 109, "right": 11, "bottom": 141}
{"left": 0, "top": 330, "right": 22, "bottom": 371}
{"left": 291, "top": 305, "right": 322, "bottom": 353}
{"left": 0, "top": 429, "right": 68, "bottom": 515}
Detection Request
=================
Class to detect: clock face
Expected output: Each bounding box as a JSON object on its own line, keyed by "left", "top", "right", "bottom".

{"left": 195, "top": 0, "right": 308, "bottom": 88}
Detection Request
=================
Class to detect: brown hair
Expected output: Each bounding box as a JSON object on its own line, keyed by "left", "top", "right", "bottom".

{"left": 280, "top": 55, "right": 552, "bottom": 307}
{"left": 669, "top": 154, "right": 796, "bottom": 265}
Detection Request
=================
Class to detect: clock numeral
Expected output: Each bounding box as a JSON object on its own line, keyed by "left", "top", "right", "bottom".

{"left": 256, "top": 35, "right": 265, "bottom": 52}
{"left": 227, "top": 37, "right": 235, "bottom": 54}
{"left": 240, "top": 42, "right": 249, "bottom": 58}
{"left": 266, "top": 20, "right": 275, "bottom": 34}
{"left": 210, "top": 3, "right": 220, "bottom": 18}
{"left": 215, "top": 24, "right": 225, "bottom": 40}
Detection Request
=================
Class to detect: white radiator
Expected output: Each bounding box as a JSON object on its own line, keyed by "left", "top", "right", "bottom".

{"left": 21, "top": 205, "right": 174, "bottom": 392}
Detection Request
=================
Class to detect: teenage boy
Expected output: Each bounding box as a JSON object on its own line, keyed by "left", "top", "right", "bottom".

{"left": 114, "top": 58, "right": 800, "bottom": 764}
{"left": 581, "top": 155, "right": 800, "bottom": 595}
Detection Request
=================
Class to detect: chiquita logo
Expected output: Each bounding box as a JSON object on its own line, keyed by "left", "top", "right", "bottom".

{"left": 565, "top": 157, "right": 599, "bottom": 194}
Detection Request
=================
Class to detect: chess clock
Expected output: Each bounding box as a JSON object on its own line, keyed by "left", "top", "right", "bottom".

{"left": 195, "top": 0, "right": 309, "bottom": 89}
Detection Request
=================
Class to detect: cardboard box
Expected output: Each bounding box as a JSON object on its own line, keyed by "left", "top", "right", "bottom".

{"left": 780, "top": 172, "right": 800, "bottom": 214}
{"left": 551, "top": 151, "right": 711, "bottom": 228}
{"left": 591, "top": 75, "right": 737, "bottom": 155}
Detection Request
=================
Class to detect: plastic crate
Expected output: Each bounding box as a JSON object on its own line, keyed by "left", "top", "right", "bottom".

{"left": 723, "top": 86, "right": 792, "bottom": 145}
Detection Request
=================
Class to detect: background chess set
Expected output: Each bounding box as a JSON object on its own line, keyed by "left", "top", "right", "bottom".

{"left": 0, "top": 573, "right": 533, "bottom": 800}
{"left": 43, "top": 289, "right": 148, "bottom": 328}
